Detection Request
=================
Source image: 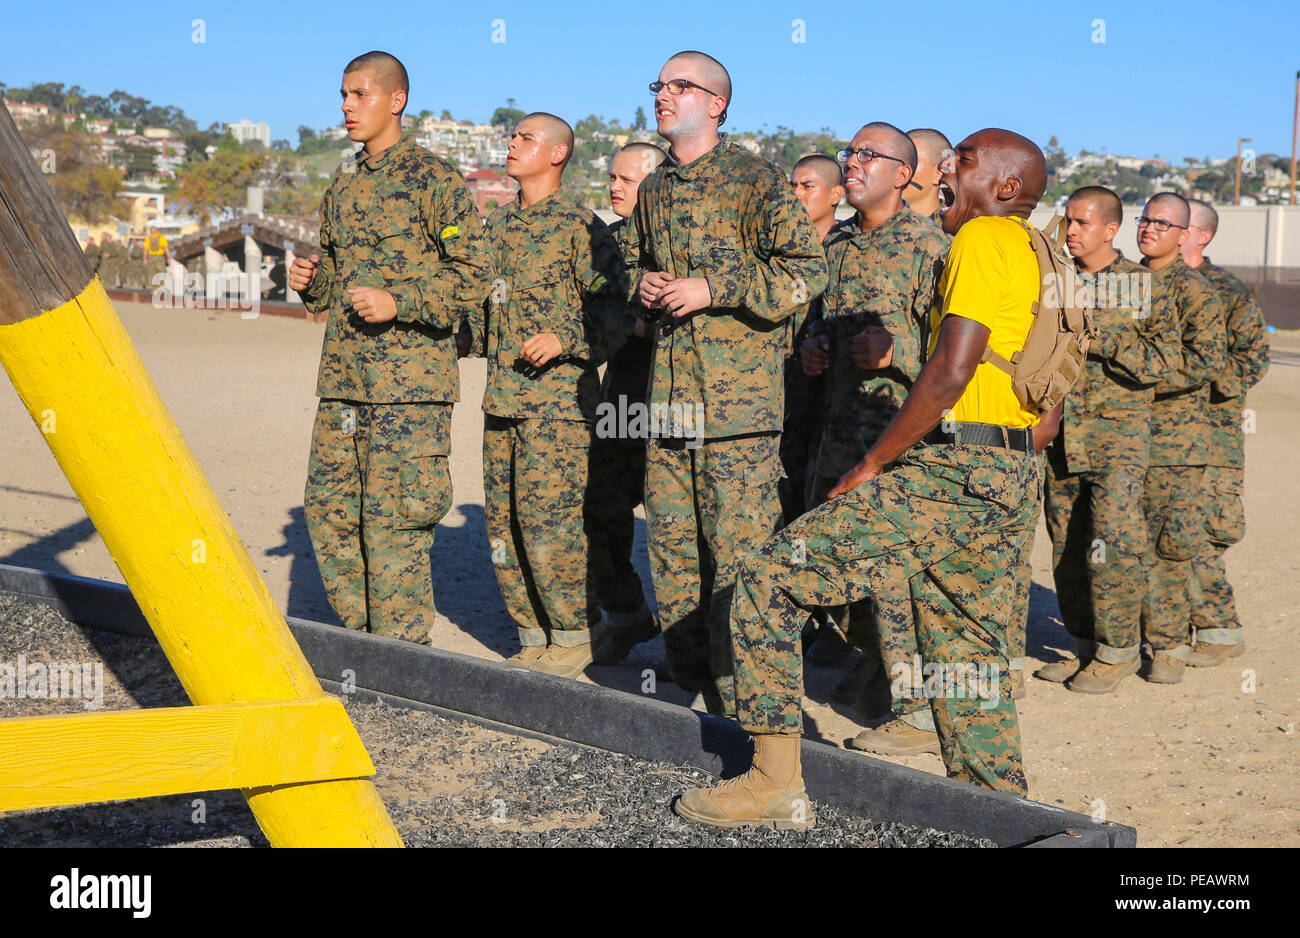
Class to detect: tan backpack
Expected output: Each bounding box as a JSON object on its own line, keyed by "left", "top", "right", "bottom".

{"left": 980, "top": 216, "right": 1097, "bottom": 414}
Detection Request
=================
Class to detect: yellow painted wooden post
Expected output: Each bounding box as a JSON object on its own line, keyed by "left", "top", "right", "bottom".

{"left": 0, "top": 103, "right": 401, "bottom": 846}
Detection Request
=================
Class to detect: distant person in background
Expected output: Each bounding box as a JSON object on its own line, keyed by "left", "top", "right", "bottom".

{"left": 144, "top": 228, "right": 171, "bottom": 287}
{"left": 904, "top": 128, "right": 952, "bottom": 223}
{"left": 290, "top": 50, "right": 492, "bottom": 644}
{"left": 1136, "top": 192, "right": 1225, "bottom": 683}
{"left": 123, "top": 236, "right": 146, "bottom": 291}
{"left": 586, "top": 141, "right": 668, "bottom": 664}
{"left": 1178, "top": 198, "right": 1269, "bottom": 667}
{"left": 83, "top": 235, "right": 100, "bottom": 274}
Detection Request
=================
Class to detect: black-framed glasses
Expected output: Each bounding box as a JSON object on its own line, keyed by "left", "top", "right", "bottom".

{"left": 836, "top": 147, "right": 906, "bottom": 167}
{"left": 649, "top": 79, "right": 721, "bottom": 98}
{"left": 1136, "top": 216, "right": 1188, "bottom": 233}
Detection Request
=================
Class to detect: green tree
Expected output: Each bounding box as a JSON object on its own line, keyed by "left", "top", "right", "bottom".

{"left": 18, "top": 118, "right": 124, "bottom": 223}
{"left": 174, "top": 148, "right": 269, "bottom": 223}
{"left": 633, "top": 106, "right": 647, "bottom": 131}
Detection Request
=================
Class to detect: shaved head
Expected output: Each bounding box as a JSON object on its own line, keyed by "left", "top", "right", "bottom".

{"left": 794, "top": 153, "right": 843, "bottom": 189}
{"left": 522, "top": 112, "right": 575, "bottom": 164}
{"left": 344, "top": 50, "right": 409, "bottom": 111}
{"left": 861, "top": 121, "right": 917, "bottom": 180}
{"left": 1188, "top": 197, "right": 1218, "bottom": 235}
{"left": 1148, "top": 191, "right": 1191, "bottom": 227}
{"left": 975, "top": 129, "right": 1047, "bottom": 204}
{"left": 1069, "top": 185, "right": 1122, "bottom": 227}
{"left": 666, "top": 50, "right": 732, "bottom": 125}
{"left": 620, "top": 141, "right": 668, "bottom": 168}
{"left": 907, "top": 128, "right": 951, "bottom": 166}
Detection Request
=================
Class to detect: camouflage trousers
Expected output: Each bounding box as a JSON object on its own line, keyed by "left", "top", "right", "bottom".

{"left": 484, "top": 415, "right": 593, "bottom": 648}
{"left": 732, "top": 442, "right": 1038, "bottom": 796}
{"left": 305, "top": 400, "right": 452, "bottom": 643}
{"left": 585, "top": 438, "right": 650, "bottom": 615}
{"left": 645, "top": 433, "right": 783, "bottom": 712}
{"left": 1140, "top": 464, "right": 1206, "bottom": 656}
{"left": 807, "top": 469, "right": 1035, "bottom": 728}
{"left": 1190, "top": 465, "right": 1245, "bottom": 645}
{"left": 1043, "top": 454, "right": 1148, "bottom": 662}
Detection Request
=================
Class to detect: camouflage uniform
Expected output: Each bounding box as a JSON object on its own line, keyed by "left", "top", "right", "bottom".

{"left": 300, "top": 134, "right": 492, "bottom": 642}
{"left": 1044, "top": 253, "right": 1181, "bottom": 661}
{"left": 623, "top": 137, "right": 828, "bottom": 708}
{"left": 585, "top": 218, "right": 653, "bottom": 618}
{"left": 778, "top": 220, "right": 853, "bottom": 523}
{"left": 122, "top": 241, "right": 146, "bottom": 290}
{"left": 101, "top": 241, "right": 123, "bottom": 288}
{"left": 1189, "top": 259, "right": 1269, "bottom": 645}
{"left": 83, "top": 240, "right": 100, "bottom": 275}
{"left": 475, "top": 188, "right": 630, "bottom": 650}
{"left": 805, "top": 207, "right": 948, "bottom": 725}
{"left": 1140, "top": 256, "right": 1226, "bottom": 657}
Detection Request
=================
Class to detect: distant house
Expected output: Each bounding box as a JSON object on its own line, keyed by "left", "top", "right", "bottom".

{"left": 465, "top": 168, "right": 518, "bottom": 215}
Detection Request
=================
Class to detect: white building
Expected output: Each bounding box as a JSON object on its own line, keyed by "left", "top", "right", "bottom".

{"left": 226, "top": 119, "right": 271, "bottom": 148}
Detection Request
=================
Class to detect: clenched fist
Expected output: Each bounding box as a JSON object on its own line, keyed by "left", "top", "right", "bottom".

{"left": 288, "top": 254, "right": 320, "bottom": 293}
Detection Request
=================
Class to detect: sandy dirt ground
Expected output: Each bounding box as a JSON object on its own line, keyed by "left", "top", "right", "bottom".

{"left": 0, "top": 300, "right": 1295, "bottom": 847}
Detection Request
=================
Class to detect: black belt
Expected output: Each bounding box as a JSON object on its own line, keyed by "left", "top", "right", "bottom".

{"left": 923, "top": 421, "right": 1032, "bottom": 452}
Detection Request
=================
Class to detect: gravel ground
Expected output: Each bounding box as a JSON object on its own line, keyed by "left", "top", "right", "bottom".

{"left": 0, "top": 594, "right": 992, "bottom": 848}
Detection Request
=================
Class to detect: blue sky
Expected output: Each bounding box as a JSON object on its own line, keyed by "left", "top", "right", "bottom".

{"left": 5, "top": 0, "right": 1299, "bottom": 161}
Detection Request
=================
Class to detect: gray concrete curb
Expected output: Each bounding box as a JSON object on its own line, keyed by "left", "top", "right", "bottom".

{"left": 0, "top": 563, "right": 1136, "bottom": 847}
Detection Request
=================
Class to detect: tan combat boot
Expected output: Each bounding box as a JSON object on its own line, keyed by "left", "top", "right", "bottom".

{"left": 1066, "top": 657, "right": 1140, "bottom": 694}
{"left": 532, "top": 643, "right": 594, "bottom": 679}
{"left": 1146, "top": 652, "right": 1186, "bottom": 684}
{"left": 1186, "top": 641, "right": 1245, "bottom": 668}
{"left": 506, "top": 645, "right": 548, "bottom": 667}
{"left": 848, "top": 718, "right": 941, "bottom": 756}
{"left": 1035, "top": 656, "right": 1088, "bottom": 683}
{"left": 674, "top": 734, "right": 814, "bottom": 830}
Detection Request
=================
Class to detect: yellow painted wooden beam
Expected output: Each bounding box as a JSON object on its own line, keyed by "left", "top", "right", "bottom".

{"left": 0, "top": 697, "right": 374, "bottom": 812}
{"left": 0, "top": 104, "right": 401, "bottom": 847}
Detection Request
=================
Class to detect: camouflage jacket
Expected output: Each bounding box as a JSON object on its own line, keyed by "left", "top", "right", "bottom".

{"left": 475, "top": 187, "right": 630, "bottom": 423}
{"left": 1198, "top": 258, "right": 1270, "bottom": 468}
{"left": 782, "top": 220, "right": 852, "bottom": 439}
{"left": 623, "top": 137, "right": 829, "bottom": 439}
{"left": 1145, "top": 255, "right": 1226, "bottom": 467}
{"left": 301, "top": 134, "right": 493, "bottom": 404}
{"left": 808, "top": 207, "right": 948, "bottom": 478}
{"left": 599, "top": 219, "right": 655, "bottom": 426}
{"left": 1054, "top": 252, "right": 1182, "bottom": 473}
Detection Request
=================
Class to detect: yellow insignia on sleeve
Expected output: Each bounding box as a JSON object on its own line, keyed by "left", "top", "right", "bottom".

{"left": 440, "top": 225, "right": 460, "bottom": 240}
{"left": 589, "top": 274, "right": 607, "bottom": 293}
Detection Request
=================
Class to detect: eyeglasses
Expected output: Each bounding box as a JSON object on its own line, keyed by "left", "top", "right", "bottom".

{"left": 836, "top": 147, "right": 907, "bottom": 168}
{"left": 649, "top": 79, "right": 721, "bottom": 98}
{"left": 1136, "top": 216, "right": 1188, "bottom": 233}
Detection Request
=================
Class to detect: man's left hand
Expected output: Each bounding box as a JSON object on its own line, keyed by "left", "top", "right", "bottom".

{"left": 520, "top": 332, "right": 563, "bottom": 367}
{"left": 657, "top": 277, "right": 712, "bottom": 318}
{"left": 348, "top": 287, "right": 398, "bottom": 324}
{"left": 851, "top": 326, "right": 894, "bottom": 370}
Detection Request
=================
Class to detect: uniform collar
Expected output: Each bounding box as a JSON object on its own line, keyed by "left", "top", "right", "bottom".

{"left": 1142, "top": 253, "right": 1187, "bottom": 278}
{"left": 662, "top": 135, "right": 731, "bottom": 180}
{"left": 358, "top": 134, "right": 412, "bottom": 172}
{"left": 505, "top": 186, "right": 568, "bottom": 225}
{"left": 844, "top": 205, "right": 913, "bottom": 247}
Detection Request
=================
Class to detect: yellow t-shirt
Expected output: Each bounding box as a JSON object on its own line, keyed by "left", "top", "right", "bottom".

{"left": 146, "top": 233, "right": 168, "bottom": 256}
{"left": 929, "top": 215, "right": 1041, "bottom": 429}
